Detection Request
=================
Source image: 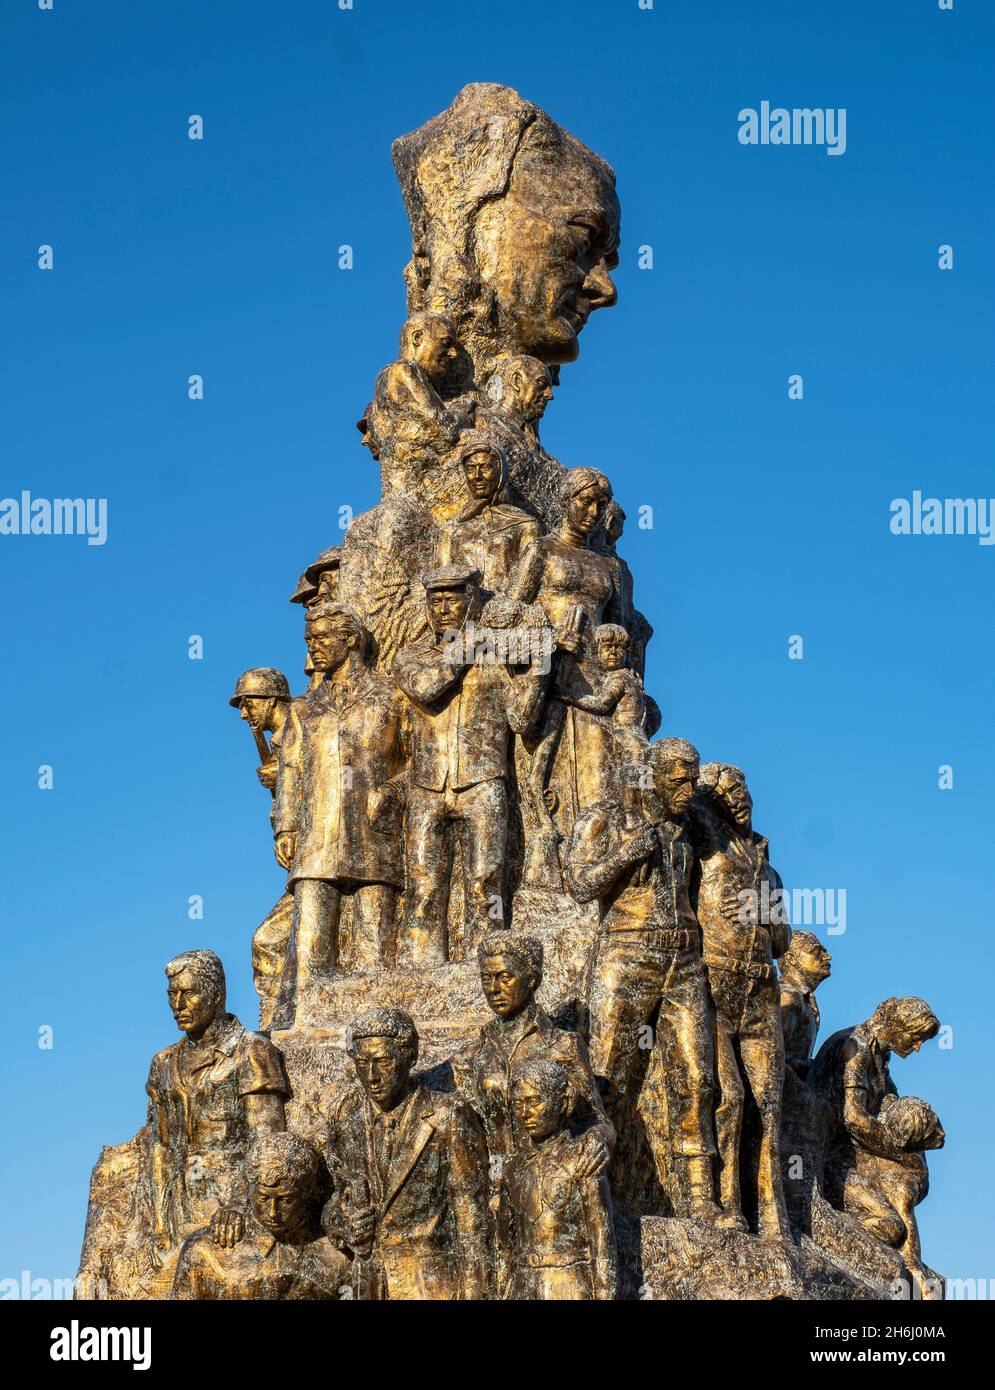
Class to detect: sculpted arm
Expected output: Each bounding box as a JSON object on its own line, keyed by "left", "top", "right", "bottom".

{"left": 240, "top": 1037, "right": 289, "bottom": 1134}
{"left": 582, "top": 1174, "right": 619, "bottom": 1302}
{"left": 840, "top": 1044, "right": 902, "bottom": 1160}
{"left": 145, "top": 1065, "right": 173, "bottom": 1245}
{"left": 573, "top": 672, "right": 625, "bottom": 716}
{"left": 392, "top": 645, "right": 466, "bottom": 708}
{"left": 565, "top": 808, "right": 656, "bottom": 905}
{"left": 448, "top": 1101, "right": 492, "bottom": 1300}
{"left": 273, "top": 707, "right": 301, "bottom": 868}
{"left": 768, "top": 865, "right": 792, "bottom": 958}
{"left": 507, "top": 539, "right": 544, "bottom": 606}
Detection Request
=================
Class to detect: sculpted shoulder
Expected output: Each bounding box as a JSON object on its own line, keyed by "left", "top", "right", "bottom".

{"left": 146, "top": 1040, "right": 181, "bottom": 1091}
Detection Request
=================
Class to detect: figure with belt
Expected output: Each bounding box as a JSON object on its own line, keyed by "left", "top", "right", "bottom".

{"left": 273, "top": 602, "right": 405, "bottom": 1020}
{"left": 324, "top": 1008, "right": 490, "bottom": 1300}
{"left": 690, "top": 762, "right": 792, "bottom": 1240}
{"left": 502, "top": 1058, "right": 618, "bottom": 1301}
{"left": 392, "top": 565, "right": 549, "bottom": 966}
{"left": 566, "top": 737, "right": 728, "bottom": 1224}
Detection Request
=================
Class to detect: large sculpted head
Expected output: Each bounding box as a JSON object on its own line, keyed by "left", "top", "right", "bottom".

{"left": 304, "top": 602, "right": 366, "bottom": 676}
{"left": 229, "top": 667, "right": 290, "bottom": 735}
{"left": 393, "top": 83, "right": 620, "bottom": 373}
{"left": 511, "top": 1058, "right": 569, "bottom": 1143}
{"left": 781, "top": 930, "right": 832, "bottom": 989}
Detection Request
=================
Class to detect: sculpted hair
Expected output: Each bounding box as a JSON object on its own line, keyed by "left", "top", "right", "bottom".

{"left": 650, "top": 737, "right": 700, "bottom": 774}
{"left": 247, "top": 1131, "right": 321, "bottom": 1195}
{"left": 348, "top": 1007, "right": 419, "bottom": 1062}
{"left": 872, "top": 996, "right": 940, "bottom": 1042}
{"left": 477, "top": 931, "right": 543, "bottom": 982}
{"left": 883, "top": 1096, "right": 940, "bottom": 1151}
{"left": 561, "top": 466, "right": 612, "bottom": 504}
{"left": 594, "top": 623, "right": 629, "bottom": 649}
{"left": 512, "top": 1056, "right": 568, "bottom": 1104}
{"left": 782, "top": 930, "right": 829, "bottom": 964}
{"left": 165, "top": 949, "right": 226, "bottom": 1004}
{"left": 698, "top": 762, "right": 744, "bottom": 792}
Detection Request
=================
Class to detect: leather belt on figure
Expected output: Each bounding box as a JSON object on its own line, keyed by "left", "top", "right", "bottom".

{"left": 703, "top": 951, "right": 775, "bottom": 982}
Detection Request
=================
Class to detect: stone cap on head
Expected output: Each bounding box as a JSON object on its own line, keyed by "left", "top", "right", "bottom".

{"left": 420, "top": 564, "right": 482, "bottom": 593}
{"left": 289, "top": 546, "right": 343, "bottom": 605}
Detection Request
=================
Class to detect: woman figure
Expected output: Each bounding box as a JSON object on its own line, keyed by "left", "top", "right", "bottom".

{"left": 508, "top": 467, "right": 623, "bottom": 880}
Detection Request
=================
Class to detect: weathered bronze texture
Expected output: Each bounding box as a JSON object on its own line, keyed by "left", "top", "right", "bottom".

{"left": 77, "top": 82, "right": 947, "bottom": 1301}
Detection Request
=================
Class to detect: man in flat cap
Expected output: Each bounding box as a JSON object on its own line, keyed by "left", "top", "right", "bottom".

{"left": 324, "top": 1008, "right": 490, "bottom": 1300}
{"left": 273, "top": 603, "right": 405, "bottom": 1019}
{"left": 392, "top": 565, "right": 549, "bottom": 966}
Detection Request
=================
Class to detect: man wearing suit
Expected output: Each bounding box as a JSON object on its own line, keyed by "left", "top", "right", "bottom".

{"left": 325, "top": 1008, "right": 491, "bottom": 1300}
{"left": 273, "top": 602, "right": 405, "bottom": 1021}
{"left": 392, "top": 565, "right": 549, "bottom": 966}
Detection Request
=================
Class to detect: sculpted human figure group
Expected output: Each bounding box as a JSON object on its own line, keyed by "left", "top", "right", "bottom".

{"left": 77, "top": 82, "right": 947, "bottom": 1303}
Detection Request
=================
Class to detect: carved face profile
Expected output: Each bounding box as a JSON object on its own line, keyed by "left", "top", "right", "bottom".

{"left": 394, "top": 83, "right": 620, "bottom": 373}
{"left": 716, "top": 767, "right": 753, "bottom": 830}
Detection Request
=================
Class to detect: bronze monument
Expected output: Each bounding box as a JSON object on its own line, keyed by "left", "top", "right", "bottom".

{"left": 76, "top": 82, "right": 946, "bottom": 1302}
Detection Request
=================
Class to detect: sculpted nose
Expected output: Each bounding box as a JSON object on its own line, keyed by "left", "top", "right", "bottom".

{"left": 584, "top": 261, "right": 617, "bottom": 309}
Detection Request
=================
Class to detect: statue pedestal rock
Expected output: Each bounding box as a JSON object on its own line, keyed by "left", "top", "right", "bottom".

{"left": 77, "top": 83, "right": 946, "bottom": 1301}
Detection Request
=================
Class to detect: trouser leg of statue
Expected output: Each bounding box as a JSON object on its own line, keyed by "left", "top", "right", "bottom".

{"left": 456, "top": 778, "right": 508, "bottom": 955}
{"left": 350, "top": 883, "right": 397, "bottom": 972}
{"left": 738, "top": 983, "right": 791, "bottom": 1240}
{"left": 657, "top": 950, "right": 720, "bottom": 1218}
{"left": 712, "top": 997, "right": 747, "bottom": 1225}
{"left": 400, "top": 785, "right": 452, "bottom": 966}
{"left": 586, "top": 931, "right": 663, "bottom": 1123}
{"left": 274, "top": 879, "right": 341, "bottom": 1026}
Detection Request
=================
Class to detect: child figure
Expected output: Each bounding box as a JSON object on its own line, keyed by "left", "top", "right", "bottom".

{"left": 573, "top": 623, "right": 647, "bottom": 736}
{"left": 502, "top": 1059, "right": 618, "bottom": 1301}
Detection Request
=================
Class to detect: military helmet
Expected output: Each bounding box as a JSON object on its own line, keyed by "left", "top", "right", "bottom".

{"left": 229, "top": 667, "right": 291, "bottom": 707}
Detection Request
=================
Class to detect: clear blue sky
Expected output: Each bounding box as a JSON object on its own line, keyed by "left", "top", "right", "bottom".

{"left": 2, "top": 0, "right": 992, "bottom": 1290}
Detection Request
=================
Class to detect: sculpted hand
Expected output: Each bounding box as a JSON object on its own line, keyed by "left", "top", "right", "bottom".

{"left": 274, "top": 831, "right": 297, "bottom": 869}
{"left": 625, "top": 823, "right": 657, "bottom": 863}
{"left": 573, "top": 1129, "right": 612, "bottom": 1180}
{"left": 557, "top": 627, "right": 582, "bottom": 656}
{"left": 256, "top": 761, "right": 278, "bottom": 791}
{"left": 346, "top": 1206, "right": 375, "bottom": 1257}
{"left": 211, "top": 1208, "right": 246, "bottom": 1249}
